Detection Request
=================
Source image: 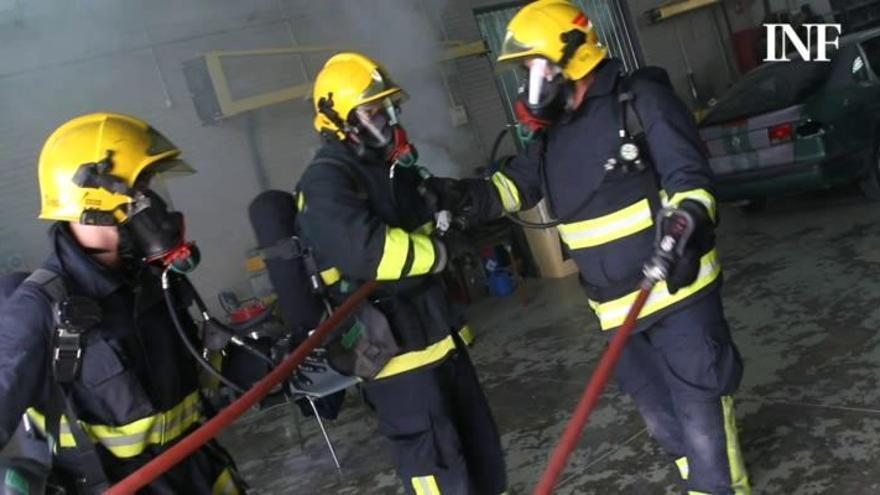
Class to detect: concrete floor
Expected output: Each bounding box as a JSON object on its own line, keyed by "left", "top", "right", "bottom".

{"left": 223, "top": 188, "right": 880, "bottom": 494}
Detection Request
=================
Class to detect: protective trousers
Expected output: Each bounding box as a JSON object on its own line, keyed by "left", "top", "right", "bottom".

{"left": 614, "top": 289, "right": 749, "bottom": 495}
{"left": 363, "top": 339, "right": 506, "bottom": 495}
{"left": 51, "top": 439, "right": 245, "bottom": 494}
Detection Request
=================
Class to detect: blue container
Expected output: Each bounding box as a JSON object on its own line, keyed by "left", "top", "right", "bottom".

{"left": 487, "top": 269, "right": 516, "bottom": 297}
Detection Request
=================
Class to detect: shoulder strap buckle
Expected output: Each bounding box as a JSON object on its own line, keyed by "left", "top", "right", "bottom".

{"left": 52, "top": 330, "right": 83, "bottom": 384}
{"left": 26, "top": 270, "right": 109, "bottom": 488}
{"left": 27, "top": 269, "right": 100, "bottom": 384}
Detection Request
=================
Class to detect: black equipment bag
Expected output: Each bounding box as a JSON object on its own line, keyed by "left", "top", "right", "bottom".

{"left": 248, "top": 190, "right": 326, "bottom": 344}
{"left": 248, "top": 190, "right": 345, "bottom": 419}
{"left": 325, "top": 301, "right": 400, "bottom": 379}
{"left": 630, "top": 65, "right": 673, "bottom": 90}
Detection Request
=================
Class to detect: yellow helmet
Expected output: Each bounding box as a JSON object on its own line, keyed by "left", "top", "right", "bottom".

{"left": 38, "top": 112, "right": 193, "bottom": 225}
{"left": 312, "top": 52, "right": 406, "bottom": 138}
{"left": 498, "top": 0, "right": 607, "bottom": 80}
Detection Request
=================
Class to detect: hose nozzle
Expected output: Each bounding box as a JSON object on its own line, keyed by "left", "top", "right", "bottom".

{"left": 642, "top": 207, "right": 696, "bottom": 285}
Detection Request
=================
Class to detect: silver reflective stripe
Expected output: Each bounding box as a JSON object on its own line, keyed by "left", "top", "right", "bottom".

{"left": 28, "top": 392, "right": 202, "bottom": 457}
{"left": 93, "top": 402, "right": 201, "bottom": 448}
{"left": 558, "top": 198, "right": 653, "bottom": 250}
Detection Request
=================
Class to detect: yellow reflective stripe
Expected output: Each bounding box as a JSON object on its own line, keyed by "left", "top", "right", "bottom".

{"left": 412, "top": 475, "right": 442, "bottom": 495}
{"left": 593, "top": 249, "right": 721, "bottom": 331}
{"left": 26, "top": 409, "right": 78, "bottom": 447}
{"left": 669, "top": 188, "right": 717, "bottom": 223}
{"left": 491, "top": 172, "right": 521, "bottom": 212}
{"left": 296, "top": 191, "right": 306, "bottom": 211}
{"left": 688, "top": 492, "right": 711, "bottom": 495}
{"left": 415, "top": 221, "right": 435, "bottom": 236}
{"left": 27, "top": 391, "right": 202, "bottom": 458}
{"left": 722, "top": 396, "right": 751, "bottom": 494}
{"left": 321, "top": 267, "right": 341, "bottom": 286}
{"left": 675, "top": 456, "right": 689, "bottom": 480}
{"left": 458, "top": 324, "right": 475, "bottom": 346}
{"left": 407, "top": 234, "right": 436, "bottom": 277}
{"left": 374, "top": 335, "right": 456, "bottom": 380}
{"left": 558, "top": 199, "right": 653, "bottom": 250}
{"left": 376, "top": 227, "right": 411, "bottom": 280}
{"left": 213, "top": 468, "right": 241, "bottom": 495}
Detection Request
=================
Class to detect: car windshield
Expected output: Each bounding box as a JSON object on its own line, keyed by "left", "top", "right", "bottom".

{"left": 701, "top": 59, "right": 833, "bottom": 125}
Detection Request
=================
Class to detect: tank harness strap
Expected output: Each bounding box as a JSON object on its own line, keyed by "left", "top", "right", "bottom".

{"left": 578, "top": 75, "right": 666, "bottom": 303}
{"left": 25, "top": 269, "right": 110, "bottom": 492}
{"left": 616, "top": 74, "right": 663, "bottom": 213}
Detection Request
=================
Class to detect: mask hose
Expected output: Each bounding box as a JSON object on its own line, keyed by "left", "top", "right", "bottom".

{"left": 161, "top": 269, "right": 271, "bottom": 395}
{"left": 180, "top": 276, "right": 276, "bottom": 369}
{"left": 489, "top": 128, "right": 605, "bottom": 229}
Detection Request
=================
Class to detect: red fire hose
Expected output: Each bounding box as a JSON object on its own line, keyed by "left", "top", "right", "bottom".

{"left": 533, "top": 281, "right": 653, "bottom": 495}
{"left": 105, "top": 281, "right": 378, "bottom": 495}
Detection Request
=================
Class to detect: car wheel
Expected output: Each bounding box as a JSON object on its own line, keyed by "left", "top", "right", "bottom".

{"left": 737, "top": 198, "right": 767, "bottom": 214}
{"left": 858, "top": 140, "right": 880, "bottom": 200}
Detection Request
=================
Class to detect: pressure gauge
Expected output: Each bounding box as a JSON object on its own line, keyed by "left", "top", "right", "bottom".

{"left": 620, "top": 142, "right": 640, "bottom": 162}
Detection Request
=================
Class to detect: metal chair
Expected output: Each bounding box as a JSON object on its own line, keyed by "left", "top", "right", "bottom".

{"left": 287, "top": 363, "right": 360, "bottom": 472}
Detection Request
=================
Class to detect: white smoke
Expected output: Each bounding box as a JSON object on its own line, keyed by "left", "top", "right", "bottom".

{"left": 322, "top": 0, "right": 471, "bottom": 178}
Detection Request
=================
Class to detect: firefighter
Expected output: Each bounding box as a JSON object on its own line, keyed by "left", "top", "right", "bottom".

{"left": 0, "top": 113, "right": 246, "bottom": 494}
{"left": 295, "top": 52, "right": 507, "bottom": 494}
{"left": 426, "top": 1, "right": 749, "bottom": 494}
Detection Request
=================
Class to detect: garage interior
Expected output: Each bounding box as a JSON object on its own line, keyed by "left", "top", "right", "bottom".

{"left": 223, "top": 193, "right": 880, "bottom": 493}
{"left": 2, "top": 0, "right": 880, "bottom": 493}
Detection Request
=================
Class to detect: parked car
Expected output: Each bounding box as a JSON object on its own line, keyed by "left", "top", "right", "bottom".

{"left": 698, "top": 27, "right": 880, "bottom": 206}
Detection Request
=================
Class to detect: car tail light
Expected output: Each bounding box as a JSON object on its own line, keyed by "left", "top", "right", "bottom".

{"left": 796, "top": 119, "right": 824, "bottom": 138}
{"left": 768, "top": 123, "right": 793, "bottom": 144}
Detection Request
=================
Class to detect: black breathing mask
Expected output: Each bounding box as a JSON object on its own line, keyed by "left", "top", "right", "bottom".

{"left": 354, "top": 109, "right": 394, "bottom": 150}
{"left": 352, "top": 99, "right": 418, "bottom": 167}
{"left": 517, "top": 58, "right": 575, "bottom": 128}
{"left": 123, "top": 190, "right": 201, "bottom": 273}
{"left": 517, "top": 73, "right": 572, "bottom": 126}
{"left": 72, "top": 155, "right": 199, "bottom": 273}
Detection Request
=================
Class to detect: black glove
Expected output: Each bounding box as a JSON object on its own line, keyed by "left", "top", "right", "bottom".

{"left": 661, "top": 200, "right": 714, "bottom": 294}
{"left": 437, "top": 230, "right": 475, "bottom": 264}
{"left": 423, "top": 177, "right": 474, "bottom": 230}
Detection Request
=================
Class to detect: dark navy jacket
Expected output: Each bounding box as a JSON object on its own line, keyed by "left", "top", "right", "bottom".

{"left": 469, "top": 58, "right": 721, "bottom": 331}
{"left": 0, "top": 223, "right": 225, "bottom": 490}
{"left": 295, "top": 139, "right": 462, "bottom": 357}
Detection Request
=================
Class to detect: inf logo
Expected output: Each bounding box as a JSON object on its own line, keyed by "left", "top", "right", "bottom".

{"left": 763, "top": 24, "right": 842, "bottom": 62}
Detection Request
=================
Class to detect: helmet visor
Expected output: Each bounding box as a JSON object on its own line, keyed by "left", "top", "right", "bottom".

{"left": 359, "top": 67, "right": 406, "bottom": 107}
{"left": 499, "top": 30, "right": 536, "bottom": 63}
{"left": 523, "top": 58, "right": 563, "bottom": 107}
{"left": 354, "top": 99, "right": 395, "bottom": 148}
